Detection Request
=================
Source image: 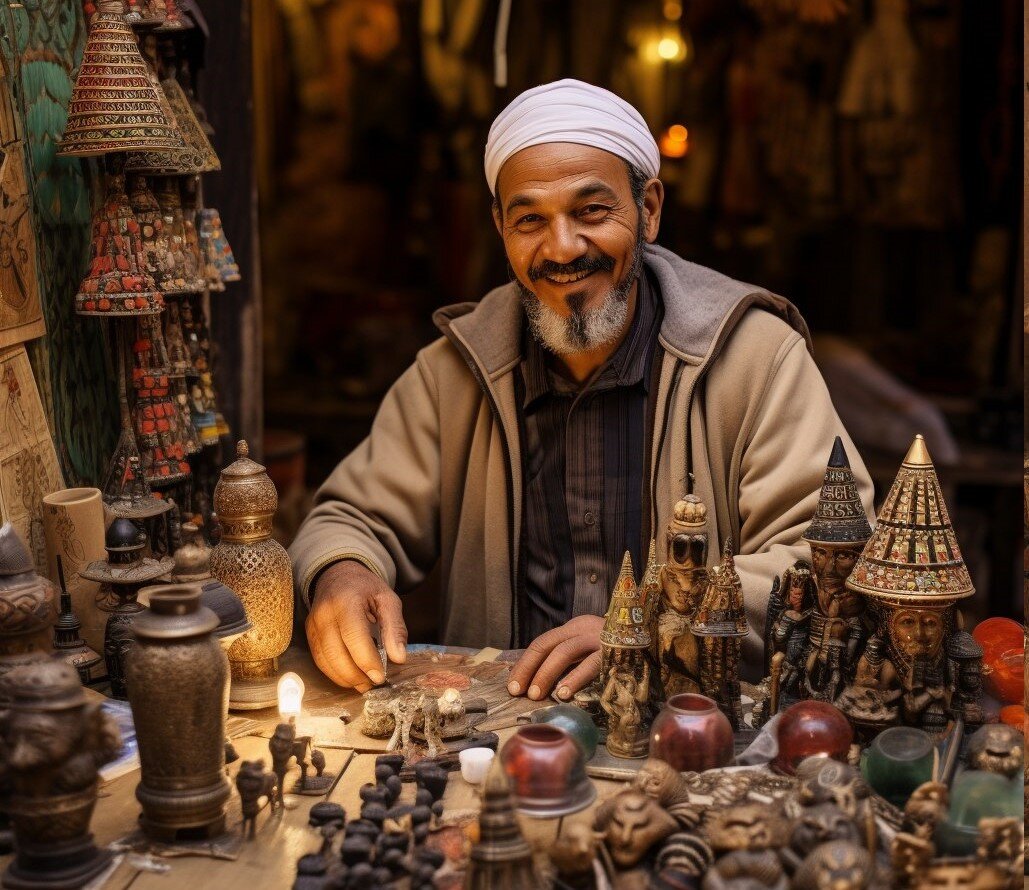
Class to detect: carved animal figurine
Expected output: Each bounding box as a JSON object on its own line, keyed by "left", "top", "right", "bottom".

{"left": 965, "top": 724, "right": 1023, "bottom": 779}
{"left": 386, "top": 696, "right": 415, "bottom": 753}
{"left": 236, "top": 760, "right": 275, "bottom": 839}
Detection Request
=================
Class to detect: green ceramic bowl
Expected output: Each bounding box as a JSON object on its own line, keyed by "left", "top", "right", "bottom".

{"left": 529, "top": 704, "right": 600, "bottom": 759}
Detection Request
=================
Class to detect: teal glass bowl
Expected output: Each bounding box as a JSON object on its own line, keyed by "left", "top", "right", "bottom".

{"left": 529, "top": 704, "right": 599, "bottom": 759}
{"left": 934, "top": 770, "right": 1023, "bottom": 857}
{"left": 860, "top": 726, "right": 935, "bottom": 807}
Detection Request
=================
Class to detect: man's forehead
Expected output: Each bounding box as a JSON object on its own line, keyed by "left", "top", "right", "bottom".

{"left": 497, "top": 142, "right": 629, "bottom": 199}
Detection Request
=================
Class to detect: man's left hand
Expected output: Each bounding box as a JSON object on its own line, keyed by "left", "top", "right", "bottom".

{"left": 507, "top": 615, "right": 605, "bottom": 702}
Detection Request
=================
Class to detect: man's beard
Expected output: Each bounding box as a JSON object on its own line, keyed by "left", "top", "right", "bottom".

{"left": 515, "top": 225, "right": 645, "bottom": 356}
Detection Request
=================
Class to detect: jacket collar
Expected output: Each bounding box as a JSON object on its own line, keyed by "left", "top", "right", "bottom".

{"left": 433, "top": 244, "right": 811, "bottom": 379}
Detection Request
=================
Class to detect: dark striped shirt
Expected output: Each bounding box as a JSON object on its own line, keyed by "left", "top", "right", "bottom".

{"left": 517, "top": 271, "right": 662, "bottom": 644}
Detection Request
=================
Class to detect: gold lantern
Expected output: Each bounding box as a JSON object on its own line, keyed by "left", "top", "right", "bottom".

{"left": 210, "top": 441, "right": 293, "bottom": 709}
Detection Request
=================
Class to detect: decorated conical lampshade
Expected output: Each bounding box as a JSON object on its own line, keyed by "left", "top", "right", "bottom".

{"left": 154, "top": 176, "right": 205, "bottom": 292}
{"left": 103, "top": 448, "right": 173, "bottom": 520}
{"left": 179, "top": 178, "right": 206, "bottom": 285}
{"left": 846, "top": 435, "right": 974, "bottom": 605}
{"left": 600, "top": 552, "right": 651, "bottom": 649}
{"left": 132, "top": 314, "right": 172, "bottom": 377}
{"left": 58, "top": 0, "right": 182, "bottom": 156}
{"left": 128, "top": 173, "right": 199, "bottom": 295}
{"left": 162, "top": 300, "right": 191, "bottom": 375}
{"left": 803, "top": 436, "right": 873, "bottom": 546}
{"left": 692, "top": 539, "right": 748, "bottom": 637}
{"left": 133, "top": 375, "right": 191, "bottom": 485}
{"left": 199, "top": 208, "right": 241, "bottom": 283}
{"left": 76, "top": 158, "right": 164, "bottom": 315}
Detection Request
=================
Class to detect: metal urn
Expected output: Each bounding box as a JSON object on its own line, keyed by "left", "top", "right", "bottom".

{"left": 210, "top": 440, "right": 293, "bottom": 709}
{"left": 126, "top": 584, "right": 230, "bottom": 840}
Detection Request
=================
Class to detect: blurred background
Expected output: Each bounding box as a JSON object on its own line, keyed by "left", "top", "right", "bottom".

{"left": 242, "top": 0, "right": 1022, "bottom": 631}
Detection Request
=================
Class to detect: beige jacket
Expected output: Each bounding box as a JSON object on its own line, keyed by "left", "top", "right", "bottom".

{"left": 290, "top": 245, "right": 874, "bottom": 678}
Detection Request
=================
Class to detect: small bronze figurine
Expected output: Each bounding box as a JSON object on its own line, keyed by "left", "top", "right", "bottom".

{"left": 80, "top": 517, "right": 173, "bottom": 699}
{"left": 763, "top": 561, "right": 816, "bottom": 712}
{"left": 0, "top": 522, "right": 58, "bottom": 680}
{"left": 236, "top": 760, "right": 275, "bottom": 839}
{"left": 0, "top": 660, "right": 122, "bottom": 889}
{"left": 269, "top": 722, "right": 296, "bottom": 810}
{"left": 839, "top": 436, "right": 978, "bottom": 737}
{"left": 51, "top": 556, "right": 103, "bottom": 685}
{"left": 658, "top": 496, "right": 709, "bottom": 697}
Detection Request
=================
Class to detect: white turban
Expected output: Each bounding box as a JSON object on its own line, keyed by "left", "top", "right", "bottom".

{"left": 484, "top": 78, "right": 660, "bottom": 196}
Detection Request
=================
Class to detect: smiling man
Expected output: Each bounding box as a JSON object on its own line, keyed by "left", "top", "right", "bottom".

{"left": 290, "top": 79, "right": 873, "bottom": 700}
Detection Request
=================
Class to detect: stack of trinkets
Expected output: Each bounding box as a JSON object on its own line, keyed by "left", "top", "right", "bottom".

{"left": 59, "top": 0, "right": 241, "bottom": 536}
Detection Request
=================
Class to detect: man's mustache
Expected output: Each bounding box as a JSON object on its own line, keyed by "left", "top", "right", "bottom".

{"left": 528, "top": 253, "right": 615, "bottom": 282}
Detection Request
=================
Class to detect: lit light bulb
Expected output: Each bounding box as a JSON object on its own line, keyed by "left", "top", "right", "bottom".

{"left": 277, "top": 671, "right": 305, "bottom": 720}
{"left": 657, "top": 37, "right": 682, "bottom": 60}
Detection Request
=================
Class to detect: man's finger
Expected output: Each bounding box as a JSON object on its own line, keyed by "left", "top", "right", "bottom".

{"left": 374, "top": 592, "right": 409, "bottom": 664}
{"left": 337, "top": 598, "right": 386, "bottom": 685}
{"left": 553, "top": 650, "right": 603, "bottom": 701}
{"left": 507, "top": 625, "right": 571, "bottom": 695}
{"left": 307, "top": 615, "right": 371, "bottom": 692}
{"left": 528, "top": 637, "right": 597, "bottom": 700}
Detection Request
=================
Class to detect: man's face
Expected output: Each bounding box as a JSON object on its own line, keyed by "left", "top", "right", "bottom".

{"left": 810, "top": 544, "right": 862, "bottom": 616}
{"left": 493, "top": 143, "right": 662, "bottom": 355}
{"left": 891, "top": 608, "right": 945, "bottom": 660}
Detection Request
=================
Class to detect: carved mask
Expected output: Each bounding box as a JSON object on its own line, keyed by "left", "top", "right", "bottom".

{"left": 890, "top": 608, "right": 945, "bottom": 661}
{"left": 706, "top": 803, "right": 790, "bottom": 852}
{"left": 601, "top": 790, "right": 678, "bottom": 868}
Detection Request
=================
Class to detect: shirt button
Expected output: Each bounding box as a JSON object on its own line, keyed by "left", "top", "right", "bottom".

{"left": 584, "top": 510, "right": 597, "bottom": 526}
{"left": 589, "top": 572, "right": 599, "bottom": 584}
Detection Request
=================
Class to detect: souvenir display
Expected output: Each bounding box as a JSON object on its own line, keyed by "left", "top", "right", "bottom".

{"left": 41, "top": 488, "right": 107, "bottom": 657}
{"left": 658, "top": 495, "right": 709, "bottom": 697}
{"left": 693, "top": 539, "right": 748, "bottom": 729}
{"left": 57, "top": 0, "right": 180, "bottom": 157}
{"left": 0, "top": 661, "right": 122, "bottom": 889}
{"left": 837, "top": 435, "right": 979, "bottom": 737}
{"left": 79, "top": 517, "right": 173, "bottom": 698}
{"left": 51, "top": 556, "right": 103, "bottom": 684}
{"left": 126, "top": 585, "right": 231, "bottom": 840}
{"left": 599, "top": 552, "right": 656, "bottom": 758}
{"left": 0, "top": 522, "right": 57, "bottom": 680}
{"left": 210, "top": 440, "right": 293, "bottom": 709}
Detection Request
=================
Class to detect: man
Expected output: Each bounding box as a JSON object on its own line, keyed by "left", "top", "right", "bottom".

{"left": 290, "top": 79, "right": 873, "bottom": 699}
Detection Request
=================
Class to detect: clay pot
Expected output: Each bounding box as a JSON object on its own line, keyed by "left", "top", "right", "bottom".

{"left": 499, "top": 724, "right": 596, "bottom": 817}
{"left": 649, "top": 693, "right": 735, "bottom": 773}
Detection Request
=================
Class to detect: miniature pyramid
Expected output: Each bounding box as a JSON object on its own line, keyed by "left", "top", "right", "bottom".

{"left": 803, "top": 436, "right": 873, "bottom": 546}
{"left": 846, "top": 435, "right": 974, "bottom": 604}
{"left": 58, "top": 0, "right": 182, "bottom": 156}
{"left": 600, "top": 551, "right": 651, "bottom": 649}
{"left": 465, "top": 759, "right": 540, "bottom": 889}
{"left": 692, "top": 539, "right": 748, "bottom": 637}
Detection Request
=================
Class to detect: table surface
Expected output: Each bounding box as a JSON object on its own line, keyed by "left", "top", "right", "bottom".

{"left": 0, "top": 646, "right": 625, "bottom": 890}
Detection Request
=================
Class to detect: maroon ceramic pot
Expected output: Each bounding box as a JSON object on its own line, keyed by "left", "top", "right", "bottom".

{"left": 499, "top": 724, "right": 596, "bottom": 817}
{"left": 649, "top": 693, "right": 734, "bottom": 773}
{"left": 772, "top": 700, "right": 854, "bottom": 775}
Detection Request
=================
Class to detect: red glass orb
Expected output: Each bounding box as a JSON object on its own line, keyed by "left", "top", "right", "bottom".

{"left": 984, "top": 648, "right": 1024, "bottom": 704}
{"left": 773, "top": 700, "right": 853, "bottom": 775}
{"left": 972, "top": 617, "right": 1024, "bottom": 662}
{"left": 999, "top": 705, "right": 1025, "bottom": 733}
{"left": 650, "top": 693, "right": 734, "bottom": 773}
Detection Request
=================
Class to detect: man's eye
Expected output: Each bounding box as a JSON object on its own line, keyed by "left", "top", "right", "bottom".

{"left": 580, "top": 204, "right": 608, "bottom": 216}
{"left": 515, "top": 214, "right": 542, "bottom": 226}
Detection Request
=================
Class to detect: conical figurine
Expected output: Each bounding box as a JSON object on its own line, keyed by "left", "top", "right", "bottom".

{"left": 52, "top": 556, "right": 103, "bottom": 684}
{"left": 693, "top": 539, "right": 747, "bottom": 729}
{"left": 465, "top": 758, "right": 543, "bottom": 890}
{"left": 599, "top": 552, "right": 653, "bottom": 758}
{"left": 658, "top": 495, "right": 709, "bottom": 697}
{"left": 837, "top": 435, "right": 976, "bottom": 737}
{"left": 58, "top": 0, "right": 182, "bottom": 156}
{"left": 75, "top": 156, "right": 164, "bottom": 316}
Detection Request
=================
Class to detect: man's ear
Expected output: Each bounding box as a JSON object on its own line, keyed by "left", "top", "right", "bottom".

{"left": 641, "top": 179, "right": 664, "bottom": 244}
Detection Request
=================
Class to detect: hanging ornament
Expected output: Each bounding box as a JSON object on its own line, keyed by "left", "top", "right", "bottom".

{"left": 153, "top": 176, "right": 205, "bottom": 293}
{"left": 199, "top": 208, "right": 241, "bottom": 284}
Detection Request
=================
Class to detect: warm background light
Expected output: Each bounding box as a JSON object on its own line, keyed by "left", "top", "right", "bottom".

{"left": 659, "top": 124, "right": 690, "bottom": 158}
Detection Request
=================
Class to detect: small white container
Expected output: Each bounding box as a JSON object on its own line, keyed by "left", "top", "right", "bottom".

{"left": 458, "top": 747, "right": 495, "bottom": 785}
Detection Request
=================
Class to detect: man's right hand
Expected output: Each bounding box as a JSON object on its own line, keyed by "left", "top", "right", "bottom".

{"left": 307, "top": 560, "right": 408, "bottom": 692}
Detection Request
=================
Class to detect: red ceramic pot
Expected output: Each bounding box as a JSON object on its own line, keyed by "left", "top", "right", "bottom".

{"left": 649, "top": 693, "right": 734, "bottom": 773}
{"left": 773, "top": 700, "right": 853, "bottom": 775}
{"left": 499, "top": 724, "right": 596, "bottom": 818}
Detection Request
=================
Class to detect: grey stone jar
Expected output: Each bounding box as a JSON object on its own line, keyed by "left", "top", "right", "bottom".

{"left": 127, "top": 584, "right": 231, "bottom": 841}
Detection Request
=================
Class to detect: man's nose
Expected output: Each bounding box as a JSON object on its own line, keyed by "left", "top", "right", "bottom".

{"left": 541, "top": 217, "right": 586, "bottom": 265}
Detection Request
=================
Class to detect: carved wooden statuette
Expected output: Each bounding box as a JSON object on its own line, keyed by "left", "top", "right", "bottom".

{"left": 236, "top": 759, "right": 275, "bottom": 839}
{"left": 658, "top": 496, "right": 709, "bottom": 697}
{"left": 0, "top": 660, "right": 122, "bottom": 889}
{"left": 763, "top": 561, "right": 816, "bottom": 715}
{"left": 837, "top": 436, "right": 978, "bottom": 738}
{"left": 0, "top": 523, "right": 57, "bottom": 681}
{"left": 692, "top": 540, "right": 748, "bottom": 730}
{"left": 599, "top": 553, "right": 656, "bottom": 759}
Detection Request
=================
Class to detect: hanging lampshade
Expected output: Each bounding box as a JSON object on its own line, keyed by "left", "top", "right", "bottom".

{"left": 178, "top": 61, "right": 215, "bottom": 138}
{"left": 153, "top": 176, "right": 206, "bottom": 293}
{"left": 179, "top": 177, "right": 207, "bottom": 286}
{"left": 76, "top": 156, "right": 164, "bottom": 316}
{"left": 199, "top": 209, "right": 241, "bottom": 283}
{"left": 128, "top": 173, "right": 201, "bottom": 295}
{"left": 132, "top": 365, "right": 191, "bottom": 485}
{"left": 58, "top": 0, "right": 182, "bottom": 156}
{"left": 162, "top": 299, "right": 192, "bottom": 376}
{"left": 103, "top": 449, "right": 173, "bottom": 520}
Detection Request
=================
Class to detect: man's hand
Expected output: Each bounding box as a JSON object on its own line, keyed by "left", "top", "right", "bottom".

{"left": 307, "top": 560, "right": 408, "bottom": 692}
{"left": 507, "top": 615, "right": 604, "bottom": 702}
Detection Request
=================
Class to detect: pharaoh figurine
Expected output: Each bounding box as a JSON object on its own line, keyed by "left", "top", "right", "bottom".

{"left": 598, "top": 552, "right": 654, "bottom": 758}
{"left": 658, "top": 495, "right": 710, "bottom": 696}
{"left": 796, "top": 438, "right": 874, "bottom": 700}
{"left": 839, "top": 436, "right": 977, "bottom": 737}
{"left": 692, "top": 539, "right": 748, "bottom": 730}
{"left": 764, "top": 561, "right": 817, "bottom": 704}
{"left": 945, "top": 629, "right": 984, "bottom": 728}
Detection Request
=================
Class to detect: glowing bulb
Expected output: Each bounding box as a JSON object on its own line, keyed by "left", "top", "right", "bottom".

{"left": 668, "top": 125, "right": 688, "bottom": 142}
{"left": 659, "top": 124, "right": 690, "bottom": 158}
{"left": 657, "top": 37, "right": 681, "bottom": 60}
{"left": 277, "top": 672, "right": 305, "bottom": 719}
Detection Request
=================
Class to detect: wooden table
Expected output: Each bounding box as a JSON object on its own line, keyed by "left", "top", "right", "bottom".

{"left": 0, "top": 647, "right": 625, "bottom": 889}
